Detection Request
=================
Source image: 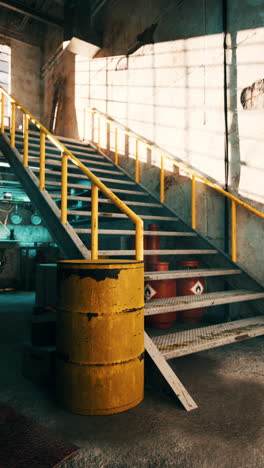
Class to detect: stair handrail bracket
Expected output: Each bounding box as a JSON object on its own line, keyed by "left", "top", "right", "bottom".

{"left": 84, "top": 106, "right": 264, "bottom": 263}
{"left": 0, "top": 86, "right": 143, "bottom": 261}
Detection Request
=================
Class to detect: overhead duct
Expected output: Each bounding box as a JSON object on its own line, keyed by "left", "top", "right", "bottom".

{"left": 64, "top": 0, "right": 102, "bottom": 47}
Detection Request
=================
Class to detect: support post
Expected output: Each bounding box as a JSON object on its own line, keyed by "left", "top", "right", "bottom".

{"left": 231, "top": 200, "right": 237, "bottom": 262}
{"left": 61, "top": 152, "right": 68, "bottom": 223}
{"left": 160, "top": 154, "right": 165, "bottom": 203}
{"left": 144, "top": 332, "right": 198, "bottom": 411}
{"left": 115, "top": 127, "right": 118, "bottom": 165}
{"left": 91, "top": 183, "right": 99, "bottom": 260}
{"left": 135, "top": 138, "right": 139, "bottom": 182}
{"left": 192, "top": 175, "right": 197, "bottom": 229}
{"left": 23, "top": 114, "right": 29, "bottom": 167}
{"left": 39, "top": 131, "right": 46, "bottom": 190}
{"left": 83, "top": 108, "right": 87, "bottom": 141}
{"left": 10, "top": 102, "right": 16, "bottom": 147}
{"left": 0, "top": 92, "right": 5, "bottom": 132}
{"left": 98, "top": 115, "right": 101, "bottom": 151}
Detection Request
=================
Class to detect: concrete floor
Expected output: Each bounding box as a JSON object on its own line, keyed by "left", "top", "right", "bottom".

{"left": 0, "top": 291, "right": 264, "bottom": 468}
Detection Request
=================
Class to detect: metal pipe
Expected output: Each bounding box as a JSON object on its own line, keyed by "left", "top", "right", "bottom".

{"left": 91, "top": 184, "right": 99, "bottom": 260}
{"left": 231, "top": 200, "right": 237, "bottom": 262}
{"left": 39, "top": 131, "right": 45, "bottom": 190}
{"left": 61, "top": 152, "right": 68, "bottom": 223}
{"left": 192, "top": 176, "right": 197, "bottom": 229}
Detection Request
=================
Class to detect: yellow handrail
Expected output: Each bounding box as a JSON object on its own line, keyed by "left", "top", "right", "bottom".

{"left": 85, "top": 106, "right": 264, "bottom": 263}
{"left": 0, "top": 86, "right": 144, "bottom": 261}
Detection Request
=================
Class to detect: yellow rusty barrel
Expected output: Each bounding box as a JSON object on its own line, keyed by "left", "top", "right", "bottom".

{"left": 56, "top": 259, "right": 144, "bottom": 415}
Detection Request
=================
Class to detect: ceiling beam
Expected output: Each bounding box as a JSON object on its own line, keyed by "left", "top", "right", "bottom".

{"left": 0, "top": 1, "right": 63, "bottom": 27}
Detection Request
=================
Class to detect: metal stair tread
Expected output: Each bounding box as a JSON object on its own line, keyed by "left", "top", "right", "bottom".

{"left": 14, "top": 134, "right": 95, "bottom": 151}
{"left": 27, "top": 150, "right": 113, "bottom": 164}
{"left": 150, "top": 316, "right": 264, "bottom": 359}
{"left": 50, "top": 194, "right": 160, "bottom": 207}
{"left": 74, "top": 229, "right": 196, "bottom": 236}
{"left": 144, "top": 268, "right": 242, "bottom": 280}
{"left": 97, "top": 249, "right": 217, "bottom": 255}
{"left": 27, "top": 157, "right": 123, "bottom": 175}
{"left": 45, "top": 181, "right": 146, "bottom": 194}
{"left": 145, "top": 290, "right": 264, "bottom": 315}
{"left": 15, "top": 141, "right": 103, "bottom": 158}
{"left": 31, "top": 167, "right": 135, "bottom": 185}
{"left": 69, "top": 212, "right": 178, "bottom": 220}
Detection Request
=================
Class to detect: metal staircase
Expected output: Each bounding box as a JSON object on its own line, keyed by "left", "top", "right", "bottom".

{"left": 1, "top": 85, "right": 264, "bottom": 412}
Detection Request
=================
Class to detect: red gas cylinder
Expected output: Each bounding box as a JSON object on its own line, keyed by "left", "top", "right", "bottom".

{"left": 177, "top": 260, "right": 205, "bottom": 324}
{"left": 146, "top": 224, "right": 160, "bottom": 271}
{"left": 145, "top": 261, "right": 176, "bottom": 329}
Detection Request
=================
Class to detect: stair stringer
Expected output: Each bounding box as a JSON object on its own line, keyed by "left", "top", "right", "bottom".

{"left": 0, "top": 133, "right": 90, "bottom": 260}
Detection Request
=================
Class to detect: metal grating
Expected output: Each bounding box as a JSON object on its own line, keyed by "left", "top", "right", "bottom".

{"left": 151, "top": 316, "right": 264, "bottom": 359}
{"left": 145, "top": 290, "right": 264, "bottom": 315}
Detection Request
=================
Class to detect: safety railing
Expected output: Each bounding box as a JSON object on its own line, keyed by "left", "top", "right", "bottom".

{"left": 84, "top": 106, "right": 264, "bottom": 263}
{"left": 0, "top": 86, "right": 144, "bottom": 261}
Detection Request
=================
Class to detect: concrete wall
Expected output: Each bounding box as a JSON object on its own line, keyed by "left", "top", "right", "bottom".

{"left": 0, "top": 36, "right": 42, "bottom": 125}
{"left": 67, "top": 0, "right": 264, "bottom": 284}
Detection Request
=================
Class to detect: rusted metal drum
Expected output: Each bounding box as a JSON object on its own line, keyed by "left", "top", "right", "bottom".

{"left": 177, "top": 260, "right": 205, "bottom": 323}
{"left": 145, "top": 261, "right": 176, "bottom": 329}
{"left": 56, "top": 259, "right": 144, "bottom": 415}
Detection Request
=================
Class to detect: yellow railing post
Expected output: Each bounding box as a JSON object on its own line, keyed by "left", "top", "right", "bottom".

{"left": 192, "top": 175, "right": 197, "bottom": 229}
{"left": 23, "top": 114, "right": 29, "bottom": 167}
{"left": 231, "top": 200, "right": 237, "bottom": 262}
{"left": 61, "top": 152, "right": 68, "bottom": 223}
{"left": 98, "top": 115, "right": 101, "bottom": 151}
{"left": 0, "top": 92, "right": 5, "bottom": 132}
{"left": 10, "top": 102, "right": 16, "bottom": 147}
{"left": 83, "top": 108, "right": 87, "bottom": 141}
{"left": 160, "top": 154, "right": 165, "bottom": 203}
{"left": 135, "top": 138, "right": 140, "bottom": 182}
{"left": 39, "top": 131, "right": 46, "bottom": 190}
{"left": 114, "top": 127, "right": 118, "bottom": 165}
{"left": 91, "top": 183, "right": 99, "bottom": 260}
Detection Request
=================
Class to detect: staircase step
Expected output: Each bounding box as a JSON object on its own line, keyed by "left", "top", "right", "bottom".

{"left": 15, "top": 141, "right": 103, "bottom": 159}
{"left": 144, "top": 268, "right": 242, "bottom": 280}
{"left": 145, "top": 290, "right": 264, "bottom": 316}
{"left": 31, "top": 168, "right": 135, "bottom": 185}
{"left": 50, "top": 194, "right": 161, "bottom": 208}
{"left": 75, "top": 229, "right": 196, "bottom": 236}
{"left": 28, "top": 152, "right": 113, "bottom": 166}
{"left": 97, "top": 249, "right": 217, "bottom": 256}
{"left": 14, "top": 133, "right": 94, "bottom": 151}
{"left": 28, "top": 157, "right": 123, "bottom": 175}
{"left": 69, "top": 212, "right": 178, "bottom": 220}
{"left": 45, "top": 181, "right": 146, "bottom": 195}
{"left": 151, "top": 316, "right": 264, "bottom": 359}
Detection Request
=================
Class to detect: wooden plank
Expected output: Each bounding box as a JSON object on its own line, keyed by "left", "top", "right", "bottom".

{"left": 144, "top": 332, "right": 198, "bottom": 411}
